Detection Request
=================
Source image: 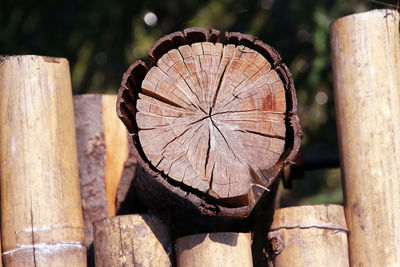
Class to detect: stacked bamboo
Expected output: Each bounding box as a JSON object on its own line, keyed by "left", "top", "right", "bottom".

{"left": 0, "top": 57, "right": 139, "bottom": 266}
{"left": 263, "top": 8, "right": 400, "bottom": 267}
{"left": 0, "top": 8, "right": 399, "bottom": 267}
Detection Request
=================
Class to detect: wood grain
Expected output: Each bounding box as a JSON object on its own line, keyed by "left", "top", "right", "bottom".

{"left": 330, "top": 9, "right": 400, "bottom": 266}
{"left": 93, "top": 214, "right": 172, "bottom": 267}
{"left": 102, "top": 94, "right": 130, "bottom": 217}
{"left": 266, "top": 205, "right": 349, "bottom": 267}
{"left": 175, "top": 232, "right": 252, "bottom": 267}
{"left": 0, "top": 55, "right": 86, "bottom": 266}
{"left": 138, "top": 43, "right": 286, "bottom": 200}
{"left": 117, "top": 28, "right": 301, "bottom": 218}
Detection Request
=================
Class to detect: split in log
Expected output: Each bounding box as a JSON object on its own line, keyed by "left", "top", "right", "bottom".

{"left": 117, "top": 28, "right": 301, "bottom": 218}
{"left": 0, "top": 56, "right": 86, "bottom": 266}
{"left": 175, "top": 232, "right": 253, "bottom": 267}
{"left": 266, "top": 205, "right": 349, "bottom": 267}
{"left": 93, "top": 214, "right": 172, "bottom": 267}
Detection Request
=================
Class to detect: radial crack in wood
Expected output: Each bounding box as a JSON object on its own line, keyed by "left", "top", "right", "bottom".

{"left": 117, "top": 29, "right": 301, "bottom": 217}
{"left": 139, "top": 43, "right": 288, "bottom": 199}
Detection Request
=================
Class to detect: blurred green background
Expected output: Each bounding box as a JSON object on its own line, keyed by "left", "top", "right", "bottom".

{"left": 0, "top": 0, "right": 391, "bottom": 206}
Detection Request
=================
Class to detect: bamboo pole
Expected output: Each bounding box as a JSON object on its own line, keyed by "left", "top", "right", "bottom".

{"left": 0, "top": 56, "right": 86, "bottom": 266}
{"left": 330, "top": 9, "right": 400, "bottom": 266}
{"left": 93, "top": 214, "right": 172, "bottom": 267}
{"left": 175, "top": 232, "right": 252, "bottom": 267}
{"left": 266, "top": 205, "right": 348, "bottom": 267}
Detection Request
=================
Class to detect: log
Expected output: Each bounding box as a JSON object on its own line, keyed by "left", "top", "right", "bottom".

{"left": 0, "top": 56, "right": 86, "bottom": 266}
{"left": 73, "top": 94, "right": 137, "bottom": 248}
{"left": 266, "top": 205, "right": 348, "bottom": 267}
{"left": 117, "top": 27, "right": 301, "bottom": 220}
{"left": 330, "top": 9, "right": 400, "bottom": 266}
{"left": 175, "top": 232, "right": 253, "bottom": 267}
{"left": 93, "top": 214, "right": 172, "bottom": 267}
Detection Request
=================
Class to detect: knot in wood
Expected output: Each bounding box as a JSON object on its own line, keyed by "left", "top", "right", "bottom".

{"left": 264, "top": 232, "right": 284, "bottom": 260}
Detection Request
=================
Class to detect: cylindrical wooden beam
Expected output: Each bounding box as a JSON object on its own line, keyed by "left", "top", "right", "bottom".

{"left": 0, "top": 56, "right": 86, "bottom": 266}
{"left": 330, "top": 9, "right": 400, "bottom": 266}
{"left": 266, "top": 205, "right": 348, "bottom": 267}
{"left": 93, "top": 214, "right": 172, "bottom": 267}
{"left": 175, "top": 232, "right": 253, "bottom": 267}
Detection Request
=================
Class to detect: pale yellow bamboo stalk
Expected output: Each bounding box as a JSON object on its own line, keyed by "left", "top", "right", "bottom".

{"left": 0, "top": 55, "right": 86, "bottom": 266}
{"left": 330, "top": 9, "right": 400, "bottom": 266}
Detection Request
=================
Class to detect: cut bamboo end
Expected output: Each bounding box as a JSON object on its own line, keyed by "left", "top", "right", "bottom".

{"left": 175, "top": 232, "right": 253, "bottom": 267}
{"left": 330, "top": 9, "right": 400, "bottom": 266}
{"left": 266, "top": 205, "right": 349, "bottom": 267}
{"left": 93, "top": 214, "right": 172, "bottom": 267}
{"left": 0, "top": 55, "right": 86, "bottom": 266}
{"left": 74, "top": 94, "right": 136, "bottom": 247}
{"left": 117, "top": 27, "right": 302, "bottom": 218}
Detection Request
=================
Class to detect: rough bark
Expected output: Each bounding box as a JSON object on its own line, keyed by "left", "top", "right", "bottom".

{"left": 117, "top": 27, "right": 301, "bottom": 219}
{"left": 74, "top": 94, "right": 109, "bottom": 248}
{"left": 73, "top": 94, "right": 137, "bottom": 252}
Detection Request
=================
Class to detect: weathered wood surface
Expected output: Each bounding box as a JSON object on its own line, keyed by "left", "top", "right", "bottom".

{"left": 266, "top": 205, "right": 349, "bottom": 267}
{"left": 93, "top": 214, "right": 172, "bottom": 267}
{"left": 117, "top": 28, "right": 301, "bottom": 218}
{"left": 331, "top": 9, "right": 400, "bottom": 266}
{"left": 74, "top": 94, "right": 136, "bottom": 247}
{"left": 175, "top": 232, "right": 253, "bottom": 267}
{"left": 74, "top": 94, "right": 108, "bottom": 249}
{"left": 0, "top": 56, "right": 86, "bottom": 266}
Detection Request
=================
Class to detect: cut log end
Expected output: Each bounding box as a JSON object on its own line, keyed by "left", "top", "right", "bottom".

{"left": 117, "top": 28, "right": 301, "bottom": 217}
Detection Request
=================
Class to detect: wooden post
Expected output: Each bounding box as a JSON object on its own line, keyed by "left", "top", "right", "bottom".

{"left": 0, "top": 56, "right": 86, "bottom": 266}
{"left": 266, "top": 205, "right": 348, "bottom": 267}
{"left": 73, "top": 94, "right": 136, "bottom": 248}
{"left": 175, "top": 232, "right": 252, "bottom": 267}
{"left": 93, "top": 214, "right": 172, "bottom": 267}
{"left": 117, "top": 27, "right": 301, "bottom": 220}
{"left": 330, "top": 9, "right": 400, "bottom": 266}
